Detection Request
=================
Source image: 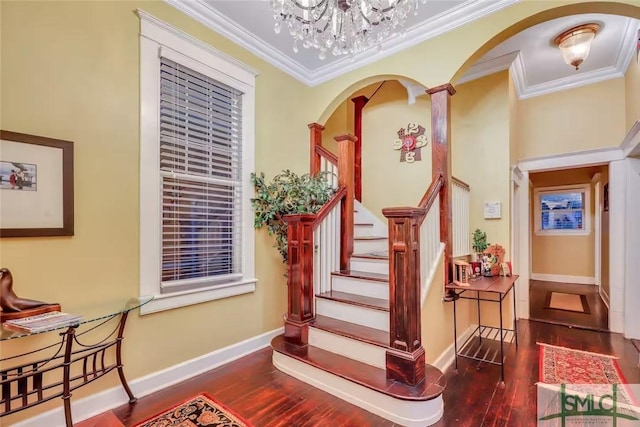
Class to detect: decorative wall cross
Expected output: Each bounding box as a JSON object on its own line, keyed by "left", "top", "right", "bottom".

{"left": 392, "top": 123, "right": 428, "bottom": 163}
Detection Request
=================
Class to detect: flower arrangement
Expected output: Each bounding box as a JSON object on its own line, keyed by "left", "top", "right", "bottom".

{"left": 482, "top": 244, "right": 505, "bottom": 276}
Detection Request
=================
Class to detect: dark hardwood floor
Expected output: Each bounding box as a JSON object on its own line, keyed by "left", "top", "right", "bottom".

{"left": 529, "top": 280, "right": 608, "bottom": 331}
{"left": 98, "top": 320, "right": 638, "bottom": 427}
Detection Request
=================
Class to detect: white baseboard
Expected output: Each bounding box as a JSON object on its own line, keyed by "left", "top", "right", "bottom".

{"left": 11, "top": 327, "right": 284, "bottom": 427}
{"left": 531, "top": 273, "right": 595, "bottom": 285}
{"left": 432, "top": 324, "right": 477, "bottom": 372}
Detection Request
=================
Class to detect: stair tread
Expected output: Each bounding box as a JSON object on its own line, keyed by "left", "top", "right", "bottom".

{"left": 333, "top": 269, "right": 389, "bottom": 282}
{"left": 352, "top": 252, "right": 389, "bottom": 260}
{"left": 312, "top": 315, "right": 389, "bottom": 348}
{"left": 316, "top": 291, "right": 389, "bottom": 311}
{"left": 354, "top": 222, "right": 374, "bottom": 226}
{"left": 354, "top": 236, "right": 387, "bottom": 241}
{"left": 271, "top": 335, "right": 445, "bottom": 401}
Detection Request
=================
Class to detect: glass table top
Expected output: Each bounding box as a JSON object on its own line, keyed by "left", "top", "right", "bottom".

{"left": 0, "top": 296, "right": 153, "bottom": 341}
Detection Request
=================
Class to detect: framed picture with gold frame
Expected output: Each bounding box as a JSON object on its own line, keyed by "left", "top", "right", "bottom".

{"left": 0, "top": 130, "right": 74, "bottom": 237}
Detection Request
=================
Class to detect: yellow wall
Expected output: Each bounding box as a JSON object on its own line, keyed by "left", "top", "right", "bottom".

{"left": 626, "top": 55, "right": 640, "bottom": 132}
{"left": 514, "top": 78, "right": 626, "bottom": 160}
{"left": 309, "top": 1, "right": 640, "bottom": 126}
{"left": 0, "top": 1, "right": 311, "bottom": 422}
{"left": 452, "top": 71, "right": 511, "bottom": 259}
{"left": 357, "top": 81, "right": 432, "bottom": 222}
{"left": 422, "top": 258, "right": 473, "bottom": 363}
{"left": 530, "top": 168, "right": 599, "bottom": 278}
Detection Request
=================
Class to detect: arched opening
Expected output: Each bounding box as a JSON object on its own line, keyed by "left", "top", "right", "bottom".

{"left": 445, "top": 2, "right": 640, "bottom": 336}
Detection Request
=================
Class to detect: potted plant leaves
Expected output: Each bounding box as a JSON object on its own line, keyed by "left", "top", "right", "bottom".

{"left": 251, "top": 169, "right": 336, "bottom": 264}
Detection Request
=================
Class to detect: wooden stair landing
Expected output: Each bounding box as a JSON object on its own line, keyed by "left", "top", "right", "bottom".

{"left": 271, "top": 335, "right": 445, "bottom": 401}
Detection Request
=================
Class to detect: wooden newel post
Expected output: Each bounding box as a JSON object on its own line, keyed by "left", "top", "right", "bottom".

{"left": 335, "top": 134, "right": 356, "bottom": 271}
{"left": 382, "top": 207, "right": 426, "bottom": 386}
{"left": 309, "top": 122, "right": 325, "bottom": 175}
{"left": 426, "top": 84, "right": 456, "bottom": 301}
{"left": 284, "top": 214, "right": 316, "bottom": 345}
{"left": 351, "top": 96, "right": 369, "bottom": 202}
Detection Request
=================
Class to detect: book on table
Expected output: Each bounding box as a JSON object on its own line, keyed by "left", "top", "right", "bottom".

{"left": 2, "top": 311, "right": 82, "bottom": 333}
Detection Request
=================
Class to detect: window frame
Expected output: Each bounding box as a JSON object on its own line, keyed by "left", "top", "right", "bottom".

{"left": 139, "top": 11, "right": 258, "bottom": 315}
{"left": 534, "top": 183, "right": 591, "bottom": 236}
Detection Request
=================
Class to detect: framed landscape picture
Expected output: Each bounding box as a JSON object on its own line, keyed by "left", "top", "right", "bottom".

{"left": 0, "top": 131, "right": 74, "bottom": 237}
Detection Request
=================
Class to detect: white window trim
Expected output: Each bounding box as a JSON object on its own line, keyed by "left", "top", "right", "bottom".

{"left": 138, "top": 10, "right": 258, "bottom": 315}
{"left": 534, "top": 183, "right": 591, "bottom": 236}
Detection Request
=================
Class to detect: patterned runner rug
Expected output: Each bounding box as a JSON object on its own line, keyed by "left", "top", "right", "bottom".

{"left": 538, "top": 343, "right": 638, "bottom": 405}
{"left": 133, "top": 393, "right": 252, "bottom": 427}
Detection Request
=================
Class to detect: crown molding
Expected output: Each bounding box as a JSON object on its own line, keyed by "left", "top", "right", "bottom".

{"left": 621, "top": 120, "right": 640, "bottom": 158}
{"left": 137, "top": 9, "right": 260, "bottom": 78}
{"left": 511, "top": 17, "right": 639, "bottom": 100}
{"left": 166, "top": 0, "right": 520, "bottom": 87}
{"left": 398, "top": 79, "right": 428, "bottom": 105}
{"left": 458, "top": 50, "right": 519, "bottom": 84}
{"left": 165, "top": 0, "right": 314, "bottom": 84}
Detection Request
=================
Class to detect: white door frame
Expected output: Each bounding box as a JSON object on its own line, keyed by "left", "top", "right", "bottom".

{"left": 591, "top": 173, "right": 602, "bottom": 290}
{"left": 515, "top": 147, "right": 624, "bottom": 331}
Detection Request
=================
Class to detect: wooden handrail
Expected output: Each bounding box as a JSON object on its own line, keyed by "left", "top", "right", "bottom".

{"left": 418, "top": 174, "right": 445, "bottom": 212}
{"left": 313, "top": 186, "right": 346, "bottom": 228}
{"left": 315, "top": 145, "right": 338, "bottom": 166}
{"left": 452, "top": 176, "right": 470, "bottom": 191}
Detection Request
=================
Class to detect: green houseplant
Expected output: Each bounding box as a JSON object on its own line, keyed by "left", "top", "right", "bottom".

{"left": 471, "top": 229, "right": 489, "bottom": 261}
{"left": 251, "top": 170, "right": 336, "bottom": 263}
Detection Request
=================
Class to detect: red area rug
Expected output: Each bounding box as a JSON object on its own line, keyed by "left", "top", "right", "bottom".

{"left": 133, "top": 393, "right": 252, "bottom": 427}
{"left": 538, "top": 342, "right": 637, "bottom": 405}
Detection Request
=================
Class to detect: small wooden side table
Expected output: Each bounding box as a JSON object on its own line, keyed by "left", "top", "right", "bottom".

{"left": 446, "top": 275, "right": 519, "bottom": 382}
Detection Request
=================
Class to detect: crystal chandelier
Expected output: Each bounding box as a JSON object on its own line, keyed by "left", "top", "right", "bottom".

{"left": 269, "top": 0, "right": 426, "bottom": 59}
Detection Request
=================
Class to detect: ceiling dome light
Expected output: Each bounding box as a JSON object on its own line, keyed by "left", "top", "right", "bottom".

{"left": 554, "top": 23, "right": 601, "bottom": 70}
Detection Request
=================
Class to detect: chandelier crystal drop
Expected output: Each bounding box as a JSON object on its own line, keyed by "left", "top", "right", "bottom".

{"left": 269, "top": 0, "right": 426, "bottom": 59}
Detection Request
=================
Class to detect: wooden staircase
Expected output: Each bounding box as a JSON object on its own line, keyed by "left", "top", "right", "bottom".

{"left": 272, "top": 85, "right": 458, "bottom": 426}
{"left": 272, "top": 203, "right": 445, "bottom": 426}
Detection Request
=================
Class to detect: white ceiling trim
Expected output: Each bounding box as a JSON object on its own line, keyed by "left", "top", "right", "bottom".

{"left": 621, "top": 121, "right": 640, "bottom": 158}
{"left": 457, "top": 50, "right": 519, "bottom": 84}
{"left": 166, "top": 0, "right": 520, "bottom": 87}
{"left": 511, "top": 17, "right": 639, "bottom": 100}
{"left": 398, "top": 79, "right": 428, "bottom": 105}
{"left": 165, "top": 0, "right": 314, "bottom": 83}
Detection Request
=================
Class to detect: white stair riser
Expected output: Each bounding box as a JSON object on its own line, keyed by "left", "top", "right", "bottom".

{"left": 350, "top": 259, "right": 389, "bottom": 275}
{"left": 354, "top": 224, "right": 375, "bottom": 238}
{"left": 273, "top": 353, "right": 444, "bottom": 427}
{"left": 354, "top": 239, "right": 387, "bottom": 254}
{"left": 315, "top": 298, "right": 389, "bottom": 332}
{"left": 331, "top": 275, "right": 389, "bottom": 300}
{"left": 308, "top": 328, "right": 386, "bottom": 369}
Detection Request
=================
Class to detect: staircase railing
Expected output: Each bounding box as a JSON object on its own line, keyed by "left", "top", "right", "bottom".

{"left": 383, "top": 173, "right": 445, "bottom": 386}
{"left": 452, "top": 177, "right": 471, "bottom": 258}
{"left": 284, "top": 128, "right": 355, "bottom": 345}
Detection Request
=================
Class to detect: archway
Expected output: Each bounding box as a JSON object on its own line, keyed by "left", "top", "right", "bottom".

{"left": 445, "top": 2, "right": 640, "bottom": 336}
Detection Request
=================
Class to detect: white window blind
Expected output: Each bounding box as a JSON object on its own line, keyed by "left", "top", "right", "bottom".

{"left": 159, "top": 57, "right": 243, "bottom": 293}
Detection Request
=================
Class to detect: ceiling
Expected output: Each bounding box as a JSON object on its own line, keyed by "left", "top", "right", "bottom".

{"left": 166, "top": 0, "right": 518, "bottom": 85}
{"left": 166, "top": 1, "right": 639, "bottom": 98}
{"left": 461, "top": 13, "right": 640, "bottom": 98}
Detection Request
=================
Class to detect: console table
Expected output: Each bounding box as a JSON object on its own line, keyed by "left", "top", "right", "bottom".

{"left": 446, "top": 275, "right": 518, "bottom": 382}
{"left": 0, "top": 296, "right": 152, "bottom": 426}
